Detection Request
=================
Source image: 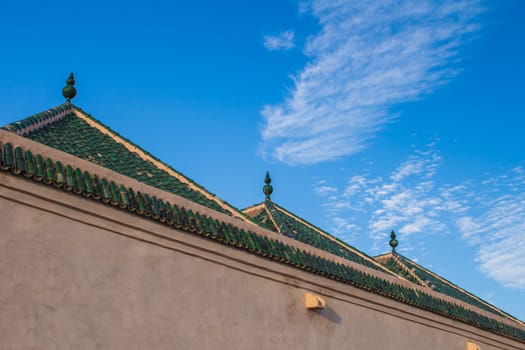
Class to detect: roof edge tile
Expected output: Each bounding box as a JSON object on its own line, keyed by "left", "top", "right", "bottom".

{"left": 71, "top": 106, "right": 250, "bottom": 222}
{"left": 1, "top": 132, "right": 524, "bottom": 342}
{"left": 2, "top": 103, "right": 72, "bottom": 136}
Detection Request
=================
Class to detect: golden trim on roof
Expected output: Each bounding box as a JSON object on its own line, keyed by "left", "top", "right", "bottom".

{"left": 2, "top": 128, "right": 524, "bottom": 336}
{"left": 72, "top": 107, "right": 250, "bottom": 223}
{"left": 270, "top": 202, "right": 391, "bottom": 273}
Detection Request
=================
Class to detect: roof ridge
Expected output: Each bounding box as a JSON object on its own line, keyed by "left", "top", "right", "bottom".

{"left": 390, "top": 253, "right": 430, "bottom": 287}
{"left": 263, "top": 201, "right": 283, "bottom": 234}
{"left": 1, "top": 136, "right": 524, "bottom": 341}
{"left": 69, "top": 105, "right": 251, "bottom": 222}
{"left": 397, "top": 254, "right": 524, "bottom": 325}
{"left": 269, "top": 201, "right": 391, "bottom": 273}
{"left": 4, "top": 103, "right": 249, "bottom": 219}
{"left": 2, "top": 103, "right": 72, "bottom": 136}
{"left": 240, "top": 202, "right": 266, "bottom": 215}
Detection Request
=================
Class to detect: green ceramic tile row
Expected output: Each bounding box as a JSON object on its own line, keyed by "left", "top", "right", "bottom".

{"left": 395, "top": 255, "right": 517, "bottom": 321}
{"left": 381, "top": 258, "right": 422, "bottom": 286}
{"left": 71, "top": 105, "right": 248, "bottom": 221}
{"left": 2, "top": 103, "right": 71, "bottom": 132}
{"left": 6, "top": 106, "right": 230, "bottom": 215}
{"left": 250, "top": 208, "right": 278, "bottom": 232}
{"left": 1, "top": 142, "right": 524, "bottom": 343}
{"left": 264, "top": 201, "right": 384, "bottom": 272}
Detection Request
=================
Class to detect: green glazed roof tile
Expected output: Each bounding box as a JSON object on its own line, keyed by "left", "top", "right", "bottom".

{"left": 243, "top": 201, "right": 391, "bottom": 274}
{"left": 243, "top": 200, "right": 524, "bottom": 333}
{"left": 377, "top": 252, "right": 521, "bottom": 322}
{"left": 2, "top": 104, "right": 242, "bottom": 216}
{"left": 2, "top": 107, "right": 524, "bottom": 342}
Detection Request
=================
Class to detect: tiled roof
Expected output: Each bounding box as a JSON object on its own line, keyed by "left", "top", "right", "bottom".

{"left": 1, "top": 140, "right": 524, "bottom": 342}
{"left": 2, "top": 103, "right": 246, "bottom": 220}
{"left": 2, "top": 101, "right": 525, "bottom": 343}
{"left": 376, "top": 252, "right": 522, "bottom": 324}
{"left": 243, "top": 200, "right": 392, "bottom": 274}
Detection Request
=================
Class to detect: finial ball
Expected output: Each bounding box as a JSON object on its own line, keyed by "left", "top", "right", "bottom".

{"left": 263, "top": 171, "right": 273, "bottom": 200}
{"left": 389, "top": 230, "right": 398, "bottom": 250}
{"left": 62, "top": 72, "right": 77, "bottom": 101}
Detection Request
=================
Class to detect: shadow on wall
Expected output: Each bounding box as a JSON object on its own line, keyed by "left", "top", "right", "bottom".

{"left": 312, "top": 305, "right": 342, "bottom": 324}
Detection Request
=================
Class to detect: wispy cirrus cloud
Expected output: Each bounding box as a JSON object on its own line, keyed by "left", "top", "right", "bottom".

{"left": 455, "top": 167, "right": 525, "bottom": 289}
{"left": 261, "top": 0, "right": 482, "bottom": 164}
{"left": 315, "top": 144, "right": 525, "bottom": 289}
{"left": 263, "top": 30, "right": 295, "bottom": 51}
{"left": 316, "top": 142, "right": 455, "bottom": 249}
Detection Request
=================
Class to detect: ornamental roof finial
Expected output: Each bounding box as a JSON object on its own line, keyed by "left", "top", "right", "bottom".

{"left": 62, "top": 72, "right": 77, "bottom": 102}
{"left": 389, "top": 230, "right": 398, "bottom": 253}
{"left": 263, "top": 171, "right": 273, "bottom": 201}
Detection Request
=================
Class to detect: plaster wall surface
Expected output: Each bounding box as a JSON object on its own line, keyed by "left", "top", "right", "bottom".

{"left": 1, "top": 174, "right": 523, "bottom": 350}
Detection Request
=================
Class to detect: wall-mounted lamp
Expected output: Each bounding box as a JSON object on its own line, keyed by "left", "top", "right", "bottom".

{"left": 466, "top": 340, "right": 480, "bottom": 350}
{"left": 305, "top": 292, "right": 326, "bottom": 310}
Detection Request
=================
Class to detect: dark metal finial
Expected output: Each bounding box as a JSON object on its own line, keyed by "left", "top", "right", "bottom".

{"left": 263, "top": 171, "right": 273, "bottom": 201}
{"left": 62, "top": 72, "right": 77, "bottom": 102}
{"left": 389, "top": 230, "right": 398, "bottom": 253}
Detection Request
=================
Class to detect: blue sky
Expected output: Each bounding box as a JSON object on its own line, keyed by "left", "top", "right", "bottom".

{"left": 1, "top": 0, "right": 524, "bottom": 320}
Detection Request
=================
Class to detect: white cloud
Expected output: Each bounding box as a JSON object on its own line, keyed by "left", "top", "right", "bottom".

{"left": 331, "top": 217, "right": 361, "bottom": 242}
{"left": 314, "top": 179, "right": 338, "bottom": 195}
{"left": 454, "top": 167, "right": 525, "bottom": 289}
{"left": 391, "top": 160, "right": 425, "bottom": 182}
{"left": 317, "top": 143, "right": 447, "bottom": 253}
{"left": 315, "top": 144, "right": 525, "bottom": 289}
{"left": 478, "top": 238, "right": 525, "bottom": 289}
{"left": 261, "top": 0, "right": 482, "bottom": 164}
{"left": 456, "top": 216, "right": 480, "bottom": 239}
{"left": 263, "top": 30, "right": 295, "bottom": 51}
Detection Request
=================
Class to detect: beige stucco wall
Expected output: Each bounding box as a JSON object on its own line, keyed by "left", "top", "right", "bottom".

{"left": 1, "top": 174, "right": 524, "bottom": 350}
